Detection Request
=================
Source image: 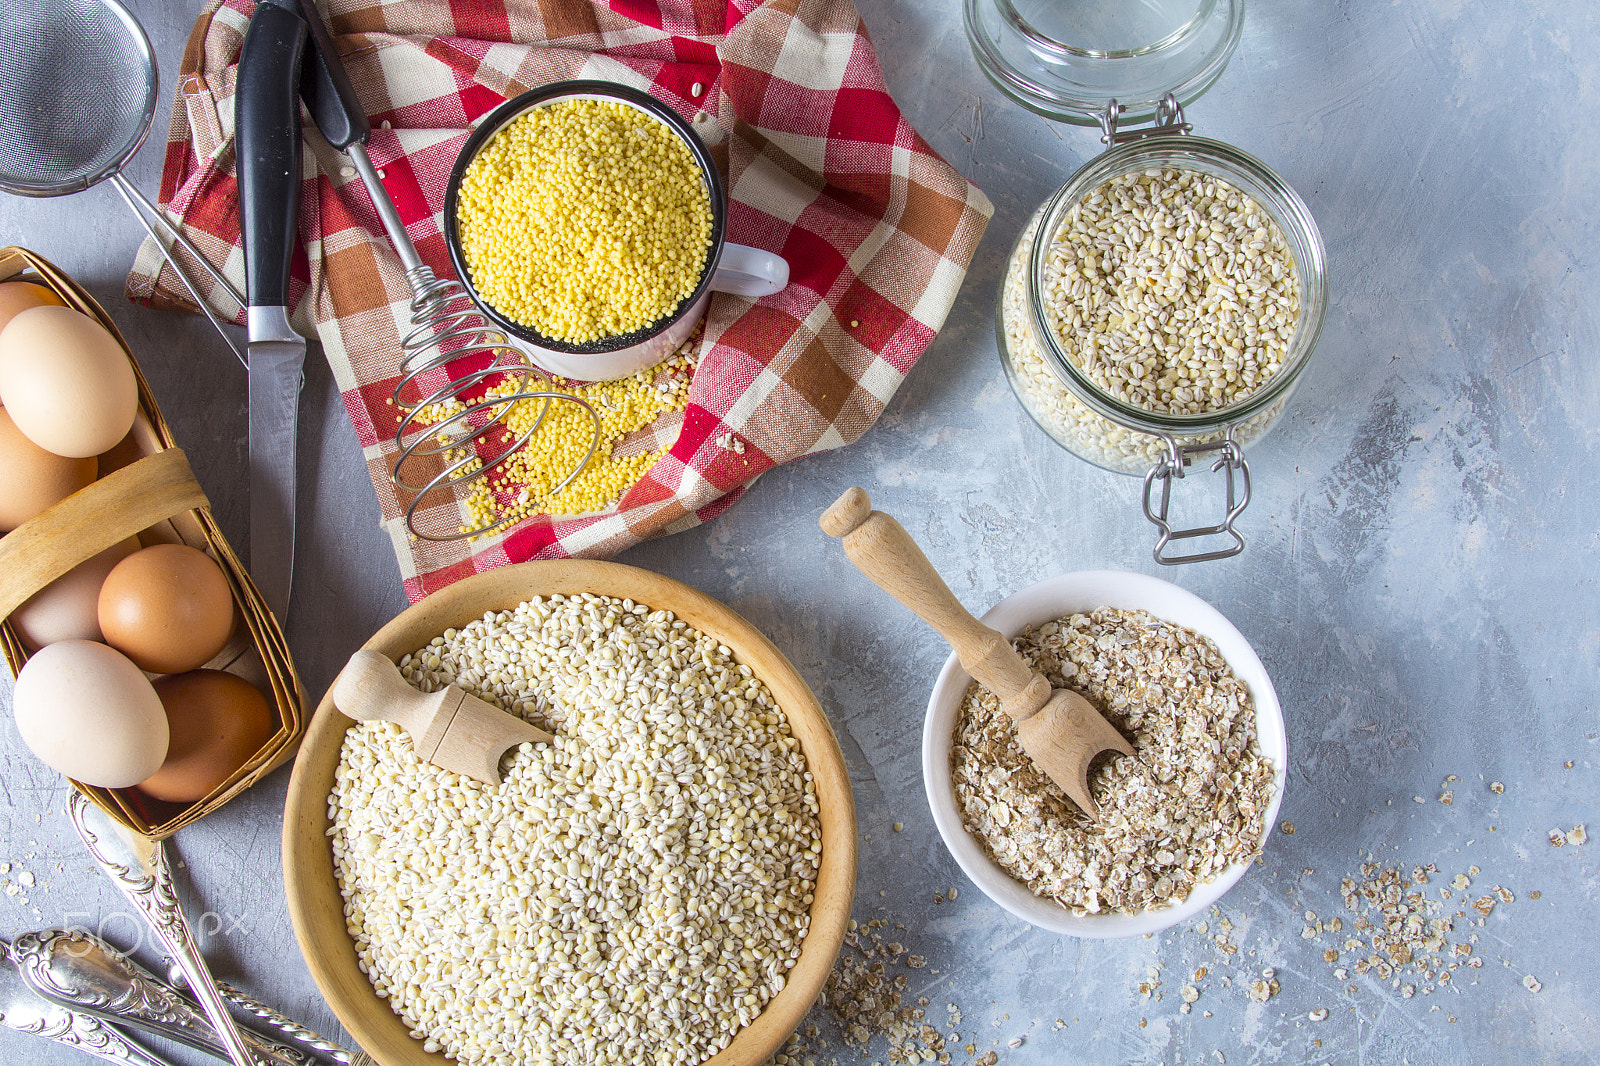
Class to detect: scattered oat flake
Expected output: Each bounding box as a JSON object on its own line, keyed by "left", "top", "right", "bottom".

{"left": 1308, "top": 1008, "right": 1328, "bottom": 1022}
{"left": 1438, "top": 791, "right": 1453, "bottom": 805}
{"left": 892, "top": 823, "right": 904, "bottom": 832}
{"left": 1008, "top": 1037, "right": 1024, "bottom": 1048}
{"left": 1489, "top": 782, "right": 1504, "bottom": 794}
{"left": 1548, "top": 829, "right": 1566, "bottom": 847}
{"left": 1523, "top": 975, "right": 1542, "bottom": 993}
{"left": 1414, "top": 796, "right": 1426, "bottom": 804}
{"left": 1567, "top": 825, "right": 1587, "bottom": 846}
{"left": 1247, "top": 979, "right": 1279, "bottom": 1003}
{"left": 16, "top": 871, "right": 34, "bottom": 887}
{"left": 1281, "top": 822, "right": 1295, "bottom": 835}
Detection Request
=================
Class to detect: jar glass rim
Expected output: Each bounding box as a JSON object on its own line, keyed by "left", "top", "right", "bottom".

{"left": 964, "top": 0, "right": 1243, "bottom": 125}
{"left": 1024, "top": 135, "right": 1328, "bottom": 435}
{"left": 996, "top": 0, "right": 1217, "bottom": 61}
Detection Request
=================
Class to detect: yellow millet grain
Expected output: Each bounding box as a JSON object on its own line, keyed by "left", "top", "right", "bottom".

{"left": 432, "top": 346, "right": 697, "bottom": 537}
{"left": 456, "top": 98, "right": 713, "bottom": 344}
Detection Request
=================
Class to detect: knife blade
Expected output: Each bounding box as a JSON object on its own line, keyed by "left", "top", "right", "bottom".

{"left": 237, "top": 0, "right": 309, "bottom": 624}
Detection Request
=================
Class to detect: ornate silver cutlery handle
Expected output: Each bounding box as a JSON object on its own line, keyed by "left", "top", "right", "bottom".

{"left": 215, "top": 982, "right": 374, "bottom": 1066}
{"left": 69, "top": 794, "right": 261, "bottom": 1066}
{"left": 11, "top": 929, "right": 314, "bottom": 1066}
{"left": 0, "top": 939, "right": 178, "bottom": 1066}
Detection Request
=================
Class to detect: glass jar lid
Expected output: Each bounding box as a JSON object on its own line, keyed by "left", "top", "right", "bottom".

{"left": 963, "top": 0, "right": 1243, "bottom": 126}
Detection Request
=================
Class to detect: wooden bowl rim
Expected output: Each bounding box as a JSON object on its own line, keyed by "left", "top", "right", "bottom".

{"left": 282, "top": 559, "right": 856, "bottom": 1066}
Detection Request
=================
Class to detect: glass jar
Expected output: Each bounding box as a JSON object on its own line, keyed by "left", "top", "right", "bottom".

{"left": 998, "top": 106, "right": 1327, "bottom": 563}
{"left": 965, "top": 0, "right": 1243, "bottom": 125}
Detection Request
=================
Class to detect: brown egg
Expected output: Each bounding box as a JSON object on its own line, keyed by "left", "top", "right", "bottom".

{"left": 139, "top": 670, "right": 273, "bottom": 803}
{"left": 0, "top": 280, "right": 65, "bottom": 335}
{"left": 9, "top": 537, "right": 139, "bottom": 650}
{"left": 0, "top": 405, "right": 97, "bottom": 532}
{"left": 98, "top": 544, "right": 237, "bottom": 674}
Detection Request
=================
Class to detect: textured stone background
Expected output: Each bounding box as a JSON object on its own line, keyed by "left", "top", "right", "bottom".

{"left": 1, "top": 1, "right": 1594, "bottom": 1064}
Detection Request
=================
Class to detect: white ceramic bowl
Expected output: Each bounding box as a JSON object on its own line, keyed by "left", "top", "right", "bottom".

{"left": 921, "top": 570, "right": 1287, "bottom": 938}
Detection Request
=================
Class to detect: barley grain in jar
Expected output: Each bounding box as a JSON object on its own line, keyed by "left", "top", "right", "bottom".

{"left": 996, "top": 136, "right": 1326, "bottom": 563}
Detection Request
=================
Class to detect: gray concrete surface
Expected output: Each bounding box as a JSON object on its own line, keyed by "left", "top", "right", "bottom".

{"left": 1, "top": 1, "right": 1594, "bottom": 1064}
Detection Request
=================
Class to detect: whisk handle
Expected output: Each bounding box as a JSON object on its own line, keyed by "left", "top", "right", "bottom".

{"left": 297, "top": 0, "right": 369, "bottom": 150}
{"left": 237, "top": 0, "right": 307, "bottom": 309}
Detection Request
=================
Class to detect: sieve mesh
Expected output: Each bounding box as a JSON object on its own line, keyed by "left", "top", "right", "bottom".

{"left": 0, "top": 0, "right": 157, "bottom": 195}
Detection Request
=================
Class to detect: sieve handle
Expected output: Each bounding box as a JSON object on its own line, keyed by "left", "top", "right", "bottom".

{"left": 296, "top": 0, "right": 369, "bottom": 151}
{"left": 236, "top": 0, "right": 307, "bottom": 310}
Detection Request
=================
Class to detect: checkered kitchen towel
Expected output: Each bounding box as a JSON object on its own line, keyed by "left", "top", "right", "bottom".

{"left": 128, "top": 0, "right": 992, "bottom": 602}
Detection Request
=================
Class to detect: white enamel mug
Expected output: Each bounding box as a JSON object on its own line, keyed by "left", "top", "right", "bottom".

{"left": 444, "top": 79, "right": 789, "bottom": 381}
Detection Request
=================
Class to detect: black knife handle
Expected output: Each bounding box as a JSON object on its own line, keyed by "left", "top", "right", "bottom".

{"left": 236, "top": 0, "right": 308, "bottom": 309}
{"left": 298, "top": 0, "right": 369, "bottom": 150}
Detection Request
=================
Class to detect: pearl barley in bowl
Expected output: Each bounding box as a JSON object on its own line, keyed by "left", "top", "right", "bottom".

{"left": 923, "top": 570, "right": 1286, "bottom": 938}
{"left": 283, "top": 561, "right": 855, "bottom": 1066}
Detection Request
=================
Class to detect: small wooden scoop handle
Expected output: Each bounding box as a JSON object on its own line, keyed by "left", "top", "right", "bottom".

{"left": 331, "top": 650, "right": 554, "bottom": 783}
{"left": 332, "top": 649, "right": 468, "bottom": 761}
{"left": 821, "top": 488, "right": 1052, "bottom": 722}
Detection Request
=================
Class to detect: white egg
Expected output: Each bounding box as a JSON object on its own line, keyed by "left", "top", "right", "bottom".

{"left": 9, "top": 538, "right": 139, "bottom": 650}
{"left": 12, "top": 640, "right": 169, "bottom": 787}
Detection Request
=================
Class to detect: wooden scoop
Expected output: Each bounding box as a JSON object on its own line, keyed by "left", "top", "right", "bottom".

{"left": 331, "top": 649, "right": 554, "bottom": 785}
{"left": 821, "top": 487, "right": 1134, "bottom": 820}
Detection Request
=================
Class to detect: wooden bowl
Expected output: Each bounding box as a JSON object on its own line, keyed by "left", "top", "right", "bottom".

{"left": 283, "top": 560, "right": 857, "bottom": 1066}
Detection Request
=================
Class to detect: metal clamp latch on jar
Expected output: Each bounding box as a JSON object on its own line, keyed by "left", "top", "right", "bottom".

{"left": 1097, "top": 93, "right": 1192, "bottom": 147}
{"left": 1141, "top": 429, "right": 1251, "bottom": 565}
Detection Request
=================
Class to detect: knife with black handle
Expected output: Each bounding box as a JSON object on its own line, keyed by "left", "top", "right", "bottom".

{"left": 237, "top": 0, "right": 309, "bottom": 624}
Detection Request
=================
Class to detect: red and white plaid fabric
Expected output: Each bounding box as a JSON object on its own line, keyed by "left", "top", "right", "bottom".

{"left": 128, "top": 0, "right": 992, "bottom": 602}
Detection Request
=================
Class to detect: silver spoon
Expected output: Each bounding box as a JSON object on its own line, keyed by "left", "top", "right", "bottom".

{"left": 69, "top": 793, "right": 260, "bottom": 1066}
{"left": 11, "top": 929, "right": 320, "bottom": 1066}
{"left": 0, "top": 937, "right": 177, "bottom": 1066}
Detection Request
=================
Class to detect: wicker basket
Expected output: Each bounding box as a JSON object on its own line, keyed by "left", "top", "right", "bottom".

{"left": 0, "top": 247, "right": 306, "bottom": 839}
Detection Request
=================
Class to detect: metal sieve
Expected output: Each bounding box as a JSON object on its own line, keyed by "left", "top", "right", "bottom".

{"left": 0, "top": 0, "right": 246, "bottom": 365}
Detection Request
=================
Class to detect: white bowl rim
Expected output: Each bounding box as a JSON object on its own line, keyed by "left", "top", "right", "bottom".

{"left": 920, "top": 569, "right": 1287, "bottom": 938}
